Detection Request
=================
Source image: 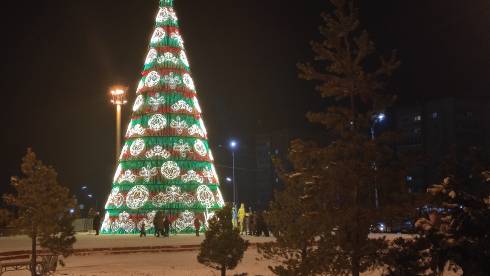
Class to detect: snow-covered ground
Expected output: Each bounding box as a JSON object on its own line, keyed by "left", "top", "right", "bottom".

{"left": 0, "top": 233, "right": 412, "bottom": 253}
{"left": 0, "top": 249, "right": 391, "bottom": 276}
{"left": 0, "top": 233, "right": 461, "bottom": 275}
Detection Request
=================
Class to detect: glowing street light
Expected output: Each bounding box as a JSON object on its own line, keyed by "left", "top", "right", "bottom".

{"left": 371, "top": 112, "right": 386, "bottom": 209}
{"left": 225, "top": 177, "right": 232, "bottom": 182}
{"left": 229, "top": 140, "right": 238, "bottom": 209}
{"left": 110, "top": 86, "right": 128, "bottom": 161}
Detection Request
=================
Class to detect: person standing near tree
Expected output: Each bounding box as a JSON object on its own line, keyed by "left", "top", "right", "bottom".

{"left": 157, "top": 211, "right": 165, "bottom": 237}
{"left": 153, "top": 211, "right": 161, "bottom": 237}
{"left": 163, "top": 216, "right": 170, "bottom": 237}
{"left": 140, "top": 222, "right": 146, "bottom": 237}
{"left": 244, "top": 210, "right": 251, "bottom": 235}
{"left": 194, "top": 217, "right": 201, "bottom": 237}
{"left": 250, "top": 211, "right": 257, "bottom": 236}
{"left": 93, "top": 212, "right": 101, "bottom": 235}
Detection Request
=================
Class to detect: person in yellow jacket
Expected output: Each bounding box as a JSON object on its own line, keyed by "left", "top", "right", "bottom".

{"left": 238, "top": 203, "right": 246, "bottom": 234}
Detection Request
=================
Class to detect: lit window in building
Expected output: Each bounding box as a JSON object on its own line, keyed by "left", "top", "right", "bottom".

{"left": 414, "top": 115, "right": 422, "bottom": 122}
{"left": 432, "top": 112, "right": 438, "bottom": 119}
{"left": 406, "top": 176, "right": 413, "bottom": 181}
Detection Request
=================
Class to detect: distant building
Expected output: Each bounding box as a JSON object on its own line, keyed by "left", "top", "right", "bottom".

{"left": 394, "top": 97, "right": 490, "bottom": 191}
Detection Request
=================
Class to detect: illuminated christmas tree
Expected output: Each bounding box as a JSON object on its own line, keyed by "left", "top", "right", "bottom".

{"left": 101, "top": 0, "right": 224, "bottom": 234}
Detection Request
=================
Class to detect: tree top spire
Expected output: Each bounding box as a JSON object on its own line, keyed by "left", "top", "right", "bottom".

{"left": 160, "top": 0, "right": 174, "bottom": 7}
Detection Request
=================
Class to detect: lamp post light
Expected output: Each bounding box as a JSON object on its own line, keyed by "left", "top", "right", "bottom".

{"left": 229, "top": 140, "right": 238, "bottom": 209}
{"left": 110, "top": 86, "right": 128, "bottom": 161}
{"left": 371, "top": 112, "right": 385, "bottom": 208}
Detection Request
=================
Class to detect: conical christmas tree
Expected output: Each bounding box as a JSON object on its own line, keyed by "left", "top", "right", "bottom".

{"left": 101, "top": 0, "right": 224, "bottom": 234}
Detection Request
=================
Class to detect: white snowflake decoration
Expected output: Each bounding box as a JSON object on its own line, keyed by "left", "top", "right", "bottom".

{"left": 145, "top": 48, "right": 158, "bottom": 65}
{"left": 192, "top": 97, "right": 202, "bottom": 113}
{"left": 180, "top": 193, "right": 196, "bottom": 206}
{"left": 171, "top": 100, "right": 193, "bottom": 113}
{"left": 145, "top": 71, "right": 161, "bottom": 88}
{"left": 106, "top": 187, "right": 124, "bottom": 208}
{"left": 152, "top": 192, "right": 168, "bottom": 207}
{"left": 161, "top": 161, "right": 181, "bottom": 180}
{"left": 114, "top": 212, "right": 136, "bottom": 233}
{"left": 188, "top": 124, "right": 205, "bottom": 137}
{"left": 152, "top": 185, "right": 195, "bottom": 207}
{"left": 182, "top": 170, "right": 204, "bottom": 184}
{"left": 215, "top": 189, "right": 225, "bottom": 207}
{"left": 173, "top": 210, "right": 195, "bottom": 232}
{"left": 158, "top": 52, "right": 179, "bottom": 64}
{"left": 165, "top": 185, "right": 182, "bottom": 201}
{"left": 193, "top": 140, "right": 207, "bottom": 157}
{"left": 126, "top": 124, "right": 146, "bottom": 138}
{"left": 182, "top": 73, "right": 195, "bottom": 91}
{"left": 180, "top": 51, "right": 189, "bottom": 67}
{"left": 133, "top": 95, "right": 145, "bottom": 112}
{"left": 156, "top": 7, "right": 178, "bottom": 23}
{"left": 148, "top": 114, "right": 167, "bottom": 131}
{"left": 151, "top": 27, "right": 166, "bottom": 44}
{"left": 163, "top": 72, "right": 181, "bottom": 89}
{"left": 145, "top": 145, "right": 171, "bottom": 159}
{"left": 196, "top": 185, "right": 215, "bottom": 208}
{"left": 173, "top": 140, "right": 191, "bottom": 158}
{"left": 126, "top": 185, "right": 150, "bottom": 209}
{"left": 171, "top": 32, "right": 185, "bottom": 48}
{"left": 130, "top": 139, "right": 145, "bottom": 156}
{"left": 137, "top": 211, "right": 157, "bottom": 231}
{"left": 170, "top": 116, "right": 188, "bottom": 134}
{"left": 140, "top": 165, "right": 158, "bottom": 182}
{"left": 202, "top": 168, "right": 215, "bottom": 183}
{"left": 148, "top": 93, "right": 165, "bottom": 111}
{"left": 118, "top": 170, "right": 136, "bottom": 184}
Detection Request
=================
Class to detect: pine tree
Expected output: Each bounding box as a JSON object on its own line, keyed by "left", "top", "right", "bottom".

{"left": 2, "top": 149, "right": 76, "bottom": 276}
{"left": 260, "top": 0, "right": 412, "bottom": 275}
{"left": 396, "top": 149, "right": 490, "bottom": 276}
{"left": 197, "top": 205, "right": 249, "bottom": 276}
{"left": 102, "top": 0, "right": 224, "bottom": 234}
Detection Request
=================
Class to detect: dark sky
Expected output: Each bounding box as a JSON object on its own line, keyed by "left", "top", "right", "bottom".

{"left": 1, "top": 0, "right": 489, "bottom": 205}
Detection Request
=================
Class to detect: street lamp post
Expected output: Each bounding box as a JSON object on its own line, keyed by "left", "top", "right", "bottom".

{"left": 371, "top": 113, "right": 385, "bottom": 208}
{"left": 110, "top": 86, "right": 128, "bottom": 161}
{"left": 229, "top": 140, "right": 238, "bottom": 209}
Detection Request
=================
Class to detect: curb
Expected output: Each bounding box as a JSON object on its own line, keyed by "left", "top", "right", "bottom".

{"left": 0, "top": 242, "right": 262, "bottom": 259}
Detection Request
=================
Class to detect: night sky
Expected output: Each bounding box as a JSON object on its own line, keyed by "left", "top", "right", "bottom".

{"left": 1, "top": 0, "right": 489, "bottom": 207}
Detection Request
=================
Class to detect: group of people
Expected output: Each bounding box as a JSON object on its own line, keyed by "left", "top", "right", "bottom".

{"left": 237, "top": 204, "right": 270, "bottom": 237}
{"left": 146, "top": 211, "right": 171, "bottom": 237}
{"left": 91, "top": 206, "right": 269, "bottom": 237}
{"left": 139, "top": 211, "right": 201, "bottom": 237}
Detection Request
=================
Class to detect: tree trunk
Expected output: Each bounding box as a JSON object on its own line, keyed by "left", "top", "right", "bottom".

{"left": 31, "top": 230, "right": 37, "bottom": 276}
{"left": 352, "top": 253, "right": 360, "bottom": 276}
{"left": 221, "top": 265, "right": 226, "bottom": 276}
